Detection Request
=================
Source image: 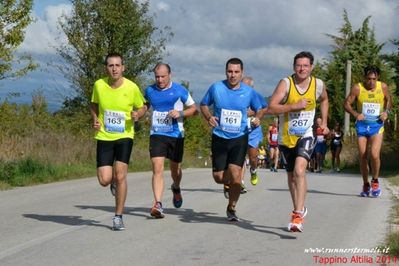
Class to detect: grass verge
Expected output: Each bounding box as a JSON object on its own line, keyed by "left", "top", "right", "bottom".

{"left": 385, "top": 174, "right": 399, "bottom": 257}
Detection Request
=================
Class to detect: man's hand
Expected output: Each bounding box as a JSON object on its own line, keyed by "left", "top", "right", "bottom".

{"left": 293, "top": 99, "right": 309, "bottom": 111}
{"left": 93, "top": 118, "right": 101, "bottom": 131}
{"left": 356, "top": 113, "right": 365, "bottom": 121}
{"left": 380, "top": 111, "right": 389, "bottom": 122}
{"left": 208, "top": 116, "right": 219, "bottom": 127}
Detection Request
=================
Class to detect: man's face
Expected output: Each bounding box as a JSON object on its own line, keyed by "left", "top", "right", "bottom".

{"left": 155, "top": 65, "right": 171, "bottom": 89}
{"left": 226, "top": 63, "right": 243, "bottom": 88}
{"left": 316, "top": 118, "right": 322, "bottom": 126}
{"left": 364, "top": 73, "right": 379, "bottom": 90}
{"left": 293, "top": 57, "right": 313, "bottom": 80}
{"left": 105, "top": 56, "right": 124, "bottom": 80}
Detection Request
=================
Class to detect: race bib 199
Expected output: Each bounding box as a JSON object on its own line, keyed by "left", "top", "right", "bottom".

{"left": 220, "top": 109, "right": 242, "bottom": 133}
{"left": 152, "top": 111, "right": 173, "bottom": 132}
{"left": 104, "top": 110, "right": 126, "bottom": 133}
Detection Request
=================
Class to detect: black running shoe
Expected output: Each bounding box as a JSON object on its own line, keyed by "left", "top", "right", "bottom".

{"left": 226, "top": 207, "right": 239, "bottom": 222}
{"left": 171, "top": 184, "right": 183, "bottom": 208}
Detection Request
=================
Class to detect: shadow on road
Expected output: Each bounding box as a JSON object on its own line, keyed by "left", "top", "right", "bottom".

{"left": 73, "top": 205, "right": 296, "bottom": 239}
{"left": 23, "top": 214, "right": 110, "bottom": 229}
{"left": 268, "top": 188, "right": 356, "bottom": 197}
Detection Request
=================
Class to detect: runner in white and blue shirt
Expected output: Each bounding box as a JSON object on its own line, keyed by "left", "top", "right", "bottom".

{"left": 145, "top": 82, "right": 195, "bottom": 138}
{"left": 144, "top": 63, "right": 197, "bottom": 219}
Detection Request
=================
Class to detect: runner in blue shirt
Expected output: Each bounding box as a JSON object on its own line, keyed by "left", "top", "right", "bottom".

{"left": 145, "top": 63, "right": 197, "bottom": 218}
{"left": 240, "top": 77, "right": 268, "bottom": 189}
{"left": 200, "top": 58, "right": 264, "bottom": 221}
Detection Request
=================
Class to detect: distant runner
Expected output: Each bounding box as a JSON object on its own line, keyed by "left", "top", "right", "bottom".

{"left": 344, "top": 65, "right": 392, "bottom": 197}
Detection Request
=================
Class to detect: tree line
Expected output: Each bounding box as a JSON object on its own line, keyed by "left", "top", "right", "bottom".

{"left": 1, "top": 1, "right": 399, "bottom": 163}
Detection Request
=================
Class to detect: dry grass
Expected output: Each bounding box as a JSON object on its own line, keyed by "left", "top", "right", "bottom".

{"left": 0, "top": 130, "right": 95, "bottom": 165}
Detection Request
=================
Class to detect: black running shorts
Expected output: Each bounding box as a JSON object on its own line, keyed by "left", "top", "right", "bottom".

{"left": 279, "top": 136, "right": 316, "bottom": 172}
{"left": 149, "top": 135, "right": 184, "bottom": 163}
{"left": 96, "top": 138, "right": 133, "bottom": 167}
{"left": 211, "top": 134, "right": 248, "bottom": 172}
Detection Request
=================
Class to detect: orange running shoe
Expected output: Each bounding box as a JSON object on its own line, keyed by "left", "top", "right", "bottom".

{"left": 150, "top": 202, "right": 165, "bottom": 219}
{"left": 288, "top": 212, "right": 304, "bottom": 232}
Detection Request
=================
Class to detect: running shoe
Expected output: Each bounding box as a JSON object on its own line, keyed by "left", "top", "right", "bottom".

{"left": 171, "top": 184, "right": 183, "bottom": 208}
{"left": 336, "top": 168, "right": 341, "bottom": 172}
{"left": 371, "top": 180, "right": 381, "bottom": 197}
{"left": 112, "top": 216, "right": 125, "bottom": 231}
{"left": 226, "top": 207, "right": 240, "bottom": 222}
{"left": 250, "top": 172, "right": 258, "bottom": 186}
{"left": 240, "top": 183, "right": 248, "bottom": 194}
{"left": 288, "top": 212, "right": 304, "bottom": 232}
{"left": 150, "top": 202, "right": 165, "bottom": 219}
{"left": 360, "top": 183, "right": 371, "bottom": 197}
{"left": 223, "top": 184, "right": 230, "bottom": 199}
{"left": 273, "top": 168, "right": 278, "bottom": 172}
{"left": 110, "top": 180, "right": 116, "bottom": 197}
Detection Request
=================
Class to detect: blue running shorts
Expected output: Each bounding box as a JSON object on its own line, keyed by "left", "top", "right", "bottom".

{"left": 248, "top": 126, "right": 263, "bottom": 149}
{"left": 355, "top": 120, "right": 384, "bottom": 138}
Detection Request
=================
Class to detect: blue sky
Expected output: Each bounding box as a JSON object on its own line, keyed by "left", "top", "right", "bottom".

{"left": 2, "top": 0, "right": 399, "bottom": 111}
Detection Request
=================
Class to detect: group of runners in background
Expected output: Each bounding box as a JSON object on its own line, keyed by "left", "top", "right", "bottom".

{"left": 90, "top": 51, "right": 392, "bottom": 233}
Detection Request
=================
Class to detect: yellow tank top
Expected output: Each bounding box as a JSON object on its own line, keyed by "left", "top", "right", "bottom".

{"left": 279, "top": 76, "right": 317, "bottom": 148}
{"left": 356, "top": 81, "right": 384, "bottom": 122}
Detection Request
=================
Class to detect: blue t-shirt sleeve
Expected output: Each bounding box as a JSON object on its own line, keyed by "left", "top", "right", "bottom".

{"left": 250, "top": 90, "right": 263, "bottom": 111}
{"left": 200, "top": 85, "right": 214, "bottom": 106}
{"left": 143, "top": 87, "right": 152, "bottom": 108}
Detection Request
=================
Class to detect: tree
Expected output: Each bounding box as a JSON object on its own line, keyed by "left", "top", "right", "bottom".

{"left": 0, "top": 0, "right": 36, "bottom": 80}
{"left": 320, "top": 9, "right": 393, "bottom": 125}
{"left": 57, "top": 0, "right": 172, "bottom": 109}
{"left": 382, "top": 39, "right": 399, "bottom": 96}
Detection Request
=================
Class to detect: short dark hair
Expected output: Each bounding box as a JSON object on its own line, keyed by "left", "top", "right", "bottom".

{"left": 364, "top": 65, "right": 380, "bottom": 76}
{"left": 226, "top": 58, "right": 243, "bottom": 70}
{"left": 153, "top": 63, "right": 171, "bottom": 74}
{"left": 293, "top": 51, "right": 314, "bottom": 66}
{"left": 104, "top": 53, "right": 124, "bottom": 65}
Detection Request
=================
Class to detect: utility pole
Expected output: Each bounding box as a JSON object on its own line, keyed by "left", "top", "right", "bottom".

{"left": 344, "top": 60, "right": 352, "bottom": 136}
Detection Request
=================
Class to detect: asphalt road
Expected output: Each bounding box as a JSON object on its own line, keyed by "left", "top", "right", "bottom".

{"left": 0, "top": 168, "right": 395, "bottom": 266}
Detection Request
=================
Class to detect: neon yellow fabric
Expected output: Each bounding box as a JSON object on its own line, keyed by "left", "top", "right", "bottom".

{"left": 91, "top": 77, "right": 145, "bottom": 140}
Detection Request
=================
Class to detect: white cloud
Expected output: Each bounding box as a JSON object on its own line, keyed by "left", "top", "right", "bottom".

{"left": 6, "top": 0, "right": 399, "bottom": 107}
{"left": 19, "top": 4, "right": 72, "bottom": 54}
{"left": 147, "top": 0, "right": 399, "bottom": 99}
{"left": 156, "top": 1, "right": 170, "bottom": 12}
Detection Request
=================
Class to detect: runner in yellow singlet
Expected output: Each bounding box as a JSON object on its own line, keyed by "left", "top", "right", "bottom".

{"left": 344, "top": 65, "right": 392, "bottom": 198}
{"left": 268, "top": 51, "right": 329, "bottom": 232}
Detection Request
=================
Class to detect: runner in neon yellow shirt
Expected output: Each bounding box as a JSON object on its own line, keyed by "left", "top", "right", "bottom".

{"left": 90, "top": 53, "right": 146, "bottom": 231}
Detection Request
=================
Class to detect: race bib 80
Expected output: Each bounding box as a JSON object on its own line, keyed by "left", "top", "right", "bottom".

{"left": 362, "top": 102, "right": 380, "bottom": 121}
